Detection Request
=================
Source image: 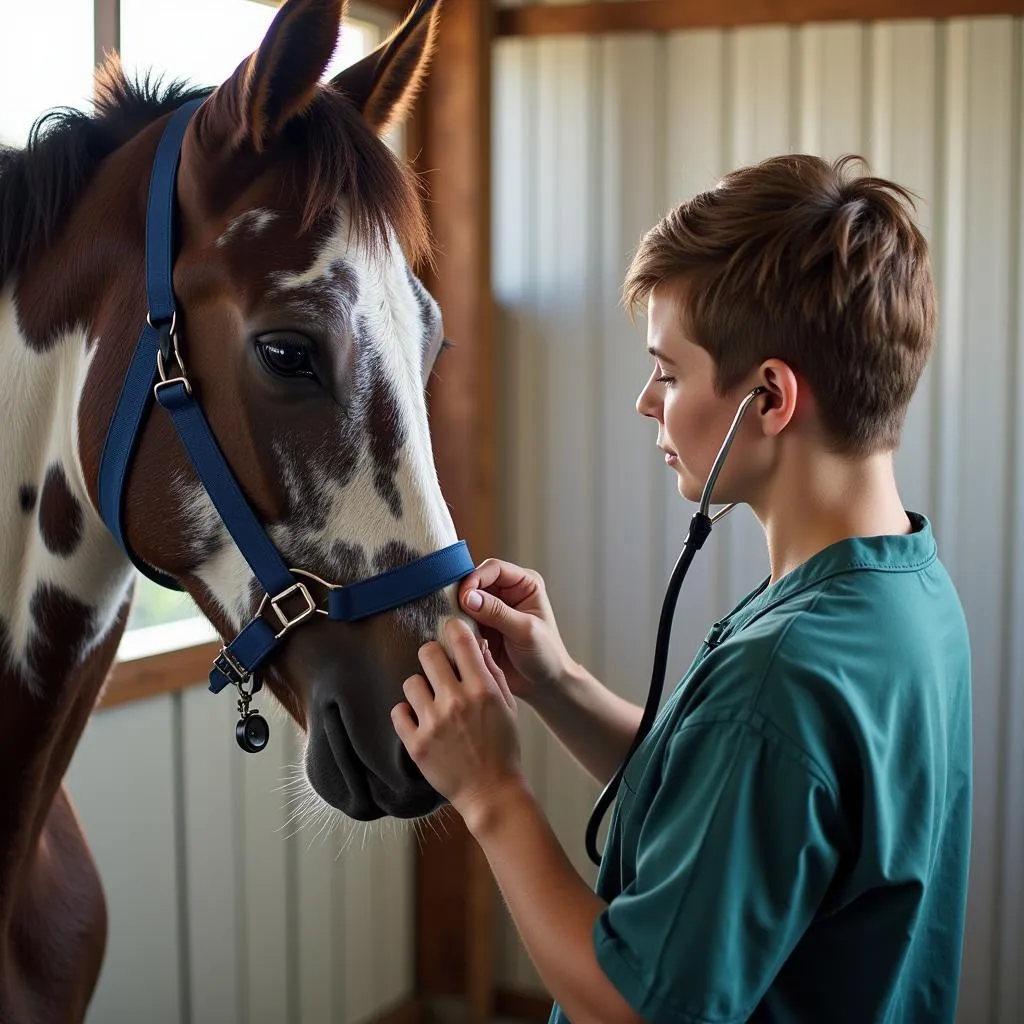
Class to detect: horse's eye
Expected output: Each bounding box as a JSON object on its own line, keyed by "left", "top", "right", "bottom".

{"left": 255, "top": 334, "right": 317, "bottom": 381}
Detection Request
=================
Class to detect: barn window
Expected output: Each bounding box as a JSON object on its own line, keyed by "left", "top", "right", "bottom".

{"left": 119, "top": 0, "right": 379, "bottom": 91}
{"left": 0, "top": 0, "right": 95, "bottom": 146}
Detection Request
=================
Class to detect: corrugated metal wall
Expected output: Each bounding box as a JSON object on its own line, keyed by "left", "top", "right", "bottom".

{"left": 66, "top": 687, "right": 415, "bottom": 1024}
{"left": 493, "top": 13, "right": 1024, "bottom": 1023}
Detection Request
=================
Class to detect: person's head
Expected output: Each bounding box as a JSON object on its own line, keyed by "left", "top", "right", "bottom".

{"left": 629, "top": 153, "right": 936, "bottom": 508}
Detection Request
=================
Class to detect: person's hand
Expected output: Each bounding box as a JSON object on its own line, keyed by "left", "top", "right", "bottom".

{"left": 392, "top": 619, "right": 526, "bottom": 829}
{"left": 457, "top": 559, "right": 575, "bottom": 703}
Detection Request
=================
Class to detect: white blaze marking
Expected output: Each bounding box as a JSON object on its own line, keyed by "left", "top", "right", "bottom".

{"left": 181, "top": 218, "right": 460, "bottom": 636}
{"left": 215, "top": 208, "right": 279, "bottom": 248}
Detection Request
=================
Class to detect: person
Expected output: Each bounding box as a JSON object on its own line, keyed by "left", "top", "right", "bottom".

{"left": 390, "top": 153, "right": 973, "bottom": 1024}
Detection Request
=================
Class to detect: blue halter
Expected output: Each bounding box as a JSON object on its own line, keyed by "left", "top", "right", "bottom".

{"left": 98, "top": 97, "right": 474, "bottom": 703}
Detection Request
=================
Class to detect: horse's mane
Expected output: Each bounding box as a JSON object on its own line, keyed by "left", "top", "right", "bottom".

{"left": 0, "top": 57, "right": 430, "bottom": 292}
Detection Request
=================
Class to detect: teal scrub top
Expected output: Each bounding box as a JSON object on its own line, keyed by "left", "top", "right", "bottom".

{"left": 549, "top": 512, "right": 972, "bottom": 1024}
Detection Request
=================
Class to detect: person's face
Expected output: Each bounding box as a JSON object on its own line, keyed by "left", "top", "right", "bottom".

{"left": 636, "top": 280, "right": 765, "bottom": 506}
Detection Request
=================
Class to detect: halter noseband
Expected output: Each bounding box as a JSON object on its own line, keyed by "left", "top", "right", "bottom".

{"left": 97, "top": 98, "right": 474, "bottom": 751}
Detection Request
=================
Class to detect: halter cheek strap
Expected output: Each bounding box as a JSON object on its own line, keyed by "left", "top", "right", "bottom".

{"left": 98, "top": 97, "right": 474, "bottom": 704}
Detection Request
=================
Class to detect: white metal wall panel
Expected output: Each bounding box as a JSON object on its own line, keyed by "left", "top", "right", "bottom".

{"left": 533, "top": 33, "right": 603, "bottom": 882}
{"left": 340, "top": 829, "right": 380, "bottom": 1022}
{"left": 67, "top": 698, "right": 183, "bottom": 1024}
{"left": 65, "top": 686, "right": 415, "bottom": 1024}
{"left": 492, "top": 17, "right": 1024, "bottom": 1024}
{"left": 493, "top": 32, "right": 549, "bottom": 993}
{"left": 240, "top": 704, "right": 295, "bottom": 1024}
{"left": 598, "top": 34, "right": 665, "bottom": 712}
{"left": 999, "top": 28, "right": 1024, "bottom": 1020}
{"left": 295, "top": 738, "right": 338, "bottom": 1024}
{"left": 953, "top": 21, "right": 1019, "bottom": 1022}
{"left": 372, "top": 821, "right": 416, "bottom": 1015}
{"left": 181, "top": 687, "right": 244, "bottom": 1024}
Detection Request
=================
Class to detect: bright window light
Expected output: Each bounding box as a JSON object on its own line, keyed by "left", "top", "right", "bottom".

{"left": 119, "top": 0, "right": 377, "bottom": 91}
{"left": 0, "top": 1, "right": 95, "bottom": 146}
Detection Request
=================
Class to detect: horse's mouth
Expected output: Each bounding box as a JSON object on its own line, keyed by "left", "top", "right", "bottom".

{"left": 305, "top": 701, "right": 444, "bottom": 821}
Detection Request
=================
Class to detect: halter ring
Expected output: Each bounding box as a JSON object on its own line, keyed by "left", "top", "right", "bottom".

{"left": 261, "top": 581, "right": 318, "bottom": 639}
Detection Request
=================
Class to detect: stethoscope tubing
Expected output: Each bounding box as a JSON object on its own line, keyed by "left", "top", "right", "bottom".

{"left": 584, "top": 385, "right": 768, "bottom": 867}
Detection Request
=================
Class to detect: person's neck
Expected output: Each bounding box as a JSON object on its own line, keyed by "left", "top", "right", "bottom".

{"left": 751, "top": 442, "right": 912, "bottom": 586}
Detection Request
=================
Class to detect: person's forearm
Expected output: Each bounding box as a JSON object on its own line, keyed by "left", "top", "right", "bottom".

{"left": 464, "top": 784, "right": 641, "bottom": 1024}
{"left": 528, "top": 661, "right": 642, "bottom": 785}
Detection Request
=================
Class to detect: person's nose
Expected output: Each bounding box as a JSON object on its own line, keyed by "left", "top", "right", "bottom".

{"left": 636, "top": 375, "right": 661, "bottom": 421}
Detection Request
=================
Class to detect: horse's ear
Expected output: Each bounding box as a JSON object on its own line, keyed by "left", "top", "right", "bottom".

{"left": 331, "top": 0, "right": 441, "bottom": 135}
{"left": 200, "top": 0, "right": 345, "bottom": 153}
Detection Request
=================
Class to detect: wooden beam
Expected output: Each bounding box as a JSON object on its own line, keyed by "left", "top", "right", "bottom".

{"left": 496, "top": 0, "right": 1024, "bottom": 36}
{"left": 412, "top": 1, "right": 497, "bottom": 1022}
{"left": 98, "top": 644, "right": 215, "bottom": 710}
{"left": 495, "top": 989, "right": 555, "bottom": 1022}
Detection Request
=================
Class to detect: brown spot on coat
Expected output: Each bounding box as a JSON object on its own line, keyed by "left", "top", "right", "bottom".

{"left": 38, "top": 465, "right": 83, "bottom": 557}
{"left": 19, "top": 486, "right": 37, "bottom": 514}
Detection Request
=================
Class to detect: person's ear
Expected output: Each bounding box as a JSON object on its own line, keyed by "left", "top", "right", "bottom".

{"left": 757, "top": 361, "right": 800, "bottom": 438}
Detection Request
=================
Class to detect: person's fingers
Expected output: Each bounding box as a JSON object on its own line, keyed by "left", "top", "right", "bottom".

{"left": 459, "top": 559, "right": 539, "bottom": 610}
{"left": 458, "top": 558, "right": 516, "bottom": 595}
{"left": 391, "top": 701, "right": 418, "bottom": 747}
{"left": 483, "top": 643, "right": 516, "bottom": 711}
{"left": 401, "top": 673, "right": 435, "bottom": 724}
{"left": 445, "top": 619, "right": 490, "bottom": 694}
{"left": 460, "top": 584, "right": 536, "bottom": 644}
{"left": 417, "top": 640, "right": 460, "bottom": 704}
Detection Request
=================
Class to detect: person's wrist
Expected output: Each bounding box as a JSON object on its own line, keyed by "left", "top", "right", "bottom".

{"left": 528, "top": 652, "right": 584, "bottom": 711}
{"left": 458, "top": 776, "right": 535, "bottom": 840}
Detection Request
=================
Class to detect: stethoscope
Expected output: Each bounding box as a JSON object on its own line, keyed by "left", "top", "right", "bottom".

{"left": 585, "top": 385, "right": 769, "bottom": 867}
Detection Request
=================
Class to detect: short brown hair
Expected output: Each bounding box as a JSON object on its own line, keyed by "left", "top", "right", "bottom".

{"left": 623, "top": 154, "right": 936, "bottom": 454}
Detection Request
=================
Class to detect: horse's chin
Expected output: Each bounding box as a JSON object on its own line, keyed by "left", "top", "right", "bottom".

{"left": 304, "top": 702, "right": 445, "bottom": 820}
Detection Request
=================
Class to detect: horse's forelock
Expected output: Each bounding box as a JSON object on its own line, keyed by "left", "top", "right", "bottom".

{"left": 268, "top": 87, "right": 431, "bottom": 267}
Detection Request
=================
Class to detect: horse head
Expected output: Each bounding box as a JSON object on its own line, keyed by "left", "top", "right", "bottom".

{"left": 67, "top": 0, "right": 468, "bottom": 821}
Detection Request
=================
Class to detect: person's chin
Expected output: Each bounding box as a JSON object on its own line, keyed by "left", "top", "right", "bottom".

{"left": 677, "top": 470, "right": 702, "bottom": 503}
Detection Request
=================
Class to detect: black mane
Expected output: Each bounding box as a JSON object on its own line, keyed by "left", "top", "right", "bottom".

{"left": 0, "top": 68, "right": 211, "bottom": 289}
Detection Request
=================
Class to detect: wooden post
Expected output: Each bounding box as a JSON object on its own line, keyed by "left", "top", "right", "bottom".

{"left": 411, "top": 1, "right": 497, "bottom": 1022}
{"left": 93, "top": 0, "right": 119, "bottom": 67}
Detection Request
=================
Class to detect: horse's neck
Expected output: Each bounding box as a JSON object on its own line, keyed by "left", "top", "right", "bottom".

{"left": 0, "top": 280, "right": 132, "bottom": 926}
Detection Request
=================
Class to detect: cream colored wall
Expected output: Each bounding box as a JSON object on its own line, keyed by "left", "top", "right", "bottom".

{"left": 493, "top": 14, "right": 1024, "bottom": 1023}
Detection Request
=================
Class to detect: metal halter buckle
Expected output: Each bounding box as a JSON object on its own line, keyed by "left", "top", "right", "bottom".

{"left": 213, "top": 646, "right": 250, "bottom": 688}
{"left": 259, "top": 581, "right": 318, "bottom": 640}
{"left": 153, "top": 317, "right": 192, "bottom": 398}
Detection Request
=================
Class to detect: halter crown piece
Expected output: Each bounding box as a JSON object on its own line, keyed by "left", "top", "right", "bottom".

{"left": 97, "top": 98, "right": 475, "bottom": 752}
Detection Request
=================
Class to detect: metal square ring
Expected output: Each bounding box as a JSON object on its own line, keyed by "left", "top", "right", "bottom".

{"left": 268, "top": 581, "right": 317, "bottom": 639}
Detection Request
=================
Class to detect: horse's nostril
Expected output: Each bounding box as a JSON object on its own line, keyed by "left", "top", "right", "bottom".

{"left": 304, "top": 699, "right": 444, "bottom": 819}
{"left": 323, "top": 701, "right": 358, "bottom": 771}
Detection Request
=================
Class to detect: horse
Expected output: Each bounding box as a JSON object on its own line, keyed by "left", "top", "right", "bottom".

{"left": 0, "top": 0, "right": 472, "bottom": 1018}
